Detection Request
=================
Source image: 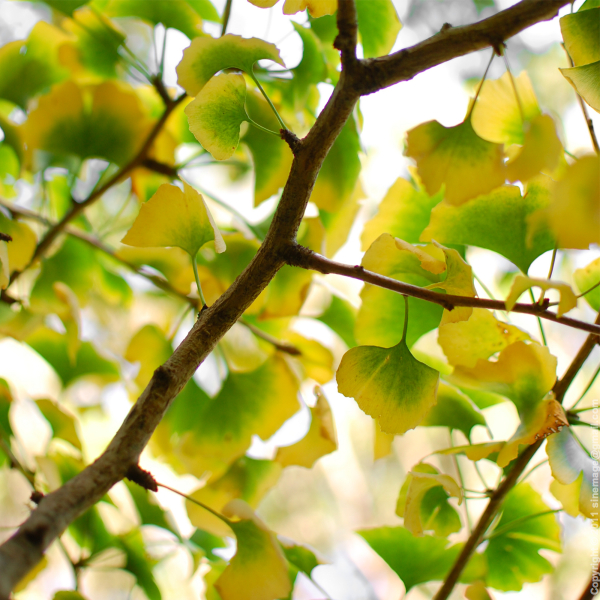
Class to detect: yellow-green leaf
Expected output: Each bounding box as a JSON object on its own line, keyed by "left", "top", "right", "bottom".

{"left": 276, "top": 388, "right": 337, "bottom": 468}
{"left": 337, "top": 338, "right": 439, "bottom": 435}
{"left": 185, "top": 73, "right": 248, "bottom": 161}
{"left": 436, "top": 441, "right": 504, "bottom": 462}
{"left": 177, "top": 34, "right": 284, "bottom": 97}
{"left": 216, "top": 500, "right": 292, "bottom": 600}
{"left": 125, "top": 325, "right": 173, "bottom": 390}
{"left": 36, "top": 398, "right": 82, "bottom": 451}
{"left": 438, "top": 308, "right": 530, "bottom": 368}
{"left": 283, "top": 0, "right": 336, "bottom": 17}
{"left": 574, "top": 257, "right": 600, "bottom": 311}
{"left": 505, "top": 274, "right": 577, "bottom": 318}
{"left": 356, "top": 0, "right": 402, "bottom": 58}
{"left": 560, "top": 7, "right": 600, "bottom": 66}
{"left": 0, "top": 212, "right": 36, "bottom": 274}
{"left": 471, "top": 71, "right": 541, "bottom": 145}
{"left": 122, "top": 181, "right": 225, "bottom": 257}
{"left": 560, "top": 60, "right": 600, "bottom": 113}
{"left": 405, "top": 118, "right": 505, "bottom": 205}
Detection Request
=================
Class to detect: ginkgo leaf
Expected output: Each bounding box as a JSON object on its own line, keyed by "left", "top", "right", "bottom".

{"left": 125, "top": 325, "right": 173, "bottom": 389}
{"left": 574, "top": 257, "right": 600, "bottom": 311}
{"left": 550, "top": 472, "right": 584, "bottom": 518}
{"left": 283, "top": 332, "right": 334, "bottom": 384}
{"left": 560, "top": 61, "right": 600, "bottom": 113}
{"left": 337, "top": 338, "right": 439, "bottom": 435}
{"left": 448, "top": 341, "right": 557, "bottom": 419}
{"left": 530, "top": 155, "right": 600, "bottom": 249}
{"left": 405, "top": 118, "right": 505, "bottom": 205}
{"left": 243, "top": 89, "right": 293, "bottom": 205}
{"left": 219, "top": 322, "right": 272, "bottom": 373}
{"left": 560, "top": 7, "right": 600, "bottom": 66}
{"left": 0, "top": 213, "right": 36, "bottom": 273}
{"left": 394, "top": 238, "right": 446, "bottom": 275}
{"left": 547, "top": 427, "right": 594, "bottom": 518}
{"left": 36, "top": 399, "right": 82, "bottom": 451}
{"left": 505, "top": 275, "right": 577, "bottom": 317}
{"left": 280, "top": 538, "right": 324, "bottom": 576}
{"left": 356, "top": 0, "right": 402, "bottom": 58}
{"left": 420, "top": 383, "right": 486, "bottom": 440}
{"left": 283, "top": 0, "right": 337, "bottom": 17}
{"left": 374, "top": 423, "right": 394, "bottom": 460}
{"left": 122, "top": 182, "right": 225, "bottom": 257}
{"left": 422, "top": 180, "right": 556, "bottom": 273}
{"left": 496, "top": 396, "right": 568, "bottom": 468}
{"left": 505, "top": 114, "right": 563, "bottom": 183}
{"left": 438, "top": 309, "right": 530, "bottom": 368}
{"left": 186, "top": 457, "right": 282, "bottom": 537}
{"left": 361, "top": 177, "right": 443, "bottom": 250}
{"left": 185, "top": 73, "right": 249, "bottom": 160}
{"left": 317, "top": 293, "right": 357, "bottom": 348}
{"left": 24, "top": 80, "right": 151, "bottom": 166}
{"left": 216, "top": 500, "right": 292, "bottom": 600}
{"left": 484, "top": 484, "right": 561, "bottom": 591}
{"left": 276, "top": 388, "right": 337, "bottom": 468}
{"left": 358, "top": 526, "right": 461, "bottom": 592}
{"left": 465, "top": 582, "right": 493, "bottom": 600}
{"left": 0, "top": 242, "right": 9, "bottom": 289}
{"left": 176, "top": 34, "right": 284, "bottom": 97}
{"left": 53, "top": 281, "right": 81, "bottom": 365}
{"left": 356, "top": 234, "right": 443, "bottom": 348}
{"left": 471, "top": 71, "right": 541, "bottom": 145}
{"left": 436, "top": 441, "right": 504, "bottom": 462}
{"left": 397, "top": 464, "right": 462, "bottom": 537}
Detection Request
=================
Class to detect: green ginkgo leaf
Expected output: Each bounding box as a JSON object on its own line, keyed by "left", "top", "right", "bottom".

{"left": 185, "top": 73, "right": 249, "bottom": 160}
{"left": 560, "top": 61, "right": 600, "bottom": 113}
{"left": 574, "top": 257, "right": 600, "bottom": 311}
{"left": 177, "top": 34, "right": 284, "bottom": 97}
{"left": 122, "top": 181, "right": 225, "bottom": 258}
{"left": 356, "top": 0, "right": 402, "bottom": 58}
{"left": 560, "top": 7, "right": 600, "bottom": 66}
{"left": 337, "top": 338, "right": 439, "bottom": 435}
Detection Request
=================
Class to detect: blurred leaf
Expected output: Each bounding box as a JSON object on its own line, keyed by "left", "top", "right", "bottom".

{"left": 36, "top": 399, "right": 82, "bottom": 450}
{"left": 276, "top": 388, "right": 337, "bottom": 468}
{"left": 405, "top": 118, "right": 505, "bottom": 205}
{"left": 356, "top": 0, "right": 401, "bottom": 58}
{"left": 185, "top": 73, "right": 248, "bottom": 160}
{"left": 574, "top": 257, "right": 600, "bottom": 311}
{"left": 337, "top": 337, "right": 439, "bottom": 435}
{"left": 280, "top": 539, "right": 322, "bottom": 575}
{"left": 125, "top": 324, "right": 173, "bottom": 389}
{"left": 124, "top": 479, "right": 180, "bottom": 538}
{"left": 189, "top": 528, "right": 227, "bottom": 561}
{"left": 177, "top": 34, "right": 284, "bottom": 97}
{"left": 122, "top": 181, "right": 225, "bottom": 256}
{"left": 0, "top": 212, "right": 36, "bottom": 274}
{"left": 483, "top": 484, "right": 560, "bottom": 591}
{"left": 422, "top": 179, "right": 556, "bottom": 273}
{"left": 281, "top": 0, "right": 336, "bottom": 17}
{"left": 358, "top": 526, "right": 461, "bottom": 591}
{"left": 560, "top": 60, "right": 600, "bottom": 113}
{"left": 317, "top": 293, "right": 357, "bottom": 348}
{"left": 560, "top": 7, "right": 600, "bottom": 66}
{"left": 119, "top": 530, "right": 161, "bottom": 600}
{"left": 216, "top": 500, "right": 292, "bottom": 600}
{"left": 52, "top": 592, "right": 89, "bottom": 600}
{"left": 505, "top": 275, "right": 577, "bottom": 318}
{"left": 0, "top": 379, "right": 14, "bottom": 438}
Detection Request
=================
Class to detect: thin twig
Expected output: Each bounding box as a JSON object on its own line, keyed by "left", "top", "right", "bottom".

{"left": 285, "top": 244, "right": 600, "bottom": 337}
{"left": 221, "top": 0, "right": 233, "bottom": 36}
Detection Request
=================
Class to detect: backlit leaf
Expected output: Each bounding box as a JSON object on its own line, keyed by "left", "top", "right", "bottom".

{"left": 422, "top": 180, "right": 556, "bottom": 273}
{"left": 337, "top": 337, "right": 439, "bottom": 435}
{"left": 283, "top": 0, "right": 336, "bottom": 17}
{"left": 187, "top": 457, "right": 282, "bottom": 536}
{"left": 420, "top": 383, "right": 486, "bottom": 440}
{"left": 119, "top": 530, "right": 161, "bottom": 600}
{"left": 122, "top": 181, "right": 225, "bottom": 257}
{"left": 317, "top": 293, "right": 357, "bottom": 348}
{"left": 560, "top": 7, "right": 600, "bottom": 66}
{"left": 436, "top": 441, "right": 504, "bottom": 462}
{"left": 396, "top": 464, "right": 462, "bottom": 537}
{"left": 177, "top": 34, "right": 284, "bottom": 97}
{"left": 438, "top": 309, "right": 530, "bottom": 368}
{"left": 276, "top": 388, "right": 337, "bottom": 468}
{"left": 356, "top": 0, "right": 401, "bottom": 58}
{"left": 405, "top": 118, "right": 505, "bottom": 205}
{"left": 560, "top": 60, "right": 600, "bottom": 112}
{"left": 361, "top": 177, "right": 443, "bottom": 251}
{"left": 36, "top": 398, "right": 82, "bottom": 450}
{"left": 185, "top": 73, "right": 248, "bottom": 160}
{"left": 505, "top": 275, "right": 577, "bottom": 318}
{"left": 356, "top": 234, "right": 443, "bottom": 348}
{"left": 530, "top": 155, "right": 600, "bottom": 249}
{"left": 484, "top": 484, "right": 561, "bottom": 591}
{"left": 0, "top": 212, "right": 36, "bottom": 273}
{"left": 547, "top": 427, "right": 594, "bottom": 518}
{"left": 216, "top": 500, "right": 292, "bottom": 600}
{"left": 125, "top": 325, "right": 173, "bottom": 389}
{"left": 574, "top": 257, "right": 600, "bottom": 311}
{"left": 471, "top": 71, "right": 541, "bottom": 145}
{"left": 358, "top": 526, "right": 461, "bottom": 592}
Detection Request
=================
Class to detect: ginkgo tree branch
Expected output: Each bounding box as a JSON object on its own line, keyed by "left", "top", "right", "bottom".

{"left": 0, "top": 0, "right": 575, "bottom": 595}
{"left": 285, "top": 244, "right": 600, "bottom": 337}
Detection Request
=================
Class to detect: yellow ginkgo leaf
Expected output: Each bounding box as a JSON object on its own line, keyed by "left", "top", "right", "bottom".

{"left": 176, "top": 34, "right": 284, "bottom": 97}
{"left": 121, "top": 182, "right": 225, "bottom": 258}
{"left": 185, "top": 73, "right": 248, "bottom": 161}
{"left": 0, "top": 213, "right": 36, "bottom": 273}
{"left": 438, "top": 308, "right": 530, "bottom": 368}
{"left": 53, "top": 281, "right": 81, "bottom": 365}
{"left": 216, "top": 499, "right": 292, "bottom": 600}
{"left": 405, "top": 118, "right": 505, "bottom": 205}
{"left": 276, "top": 388, "right": 337, "bottom": 468}
{"left": 374, "top": 423, "right": 394, "bottom": 460}
{"left": 497, "top": 396, "right": 568, "bottom": 467}
{"left": 505, "top": 275, "right": 577, "bottom": 318}
{"left": 336, "top": 338, "right": 439, "bottom": 435}
{"left": 550, "top": 472, "right": 583, "bottom": 518}
{"left": 0, "top": 241, "right": 8, "bottom": 289}
{"left": 505, "top": 114, "right": 563, "bottom": 183}
{"left": 560, "top": 7, "right": 600, "bottom": 67}
{"left": 283, "top": 0, "right": 337, "bottom": 17}
{"left": 394, "top": 238, "right": 446, "bottom": 274}
{"left": 471, "top": 71, "right": 541, "bottom": 145}
{"left": 560, "top": 60, "right": 600, "bottom": 113}
{"left": 436, "top": 442, "right": 505, "bottom": 462}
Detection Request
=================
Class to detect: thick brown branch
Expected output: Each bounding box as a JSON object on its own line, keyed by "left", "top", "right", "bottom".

{"left": 286, "top": 244, "right": 600, "bottom": 337}
{"left": 358, "top": 0, "right": 570, "bottom": 95}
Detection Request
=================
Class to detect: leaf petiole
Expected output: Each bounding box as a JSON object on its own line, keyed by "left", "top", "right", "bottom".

{"left": 192, "top": 253, "right": 207, "bottom": 308}
{"left": 245, "top": 114, "right": 281, "bottom": 137}
{"left": 250, "top": 72, "right": 288, "bottom": 131}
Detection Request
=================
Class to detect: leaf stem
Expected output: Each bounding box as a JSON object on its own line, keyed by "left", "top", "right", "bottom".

{"left": 250, "top": 73, "right": 288, "bottom": 131}
{"left": 503, "top": 54, "right": 525, "bottom": 125}
{"left": 577, "top": 278, "right": 600, "bottom": 299}
{"left": 192, "top": 254, "right": 207, "bottom": 308}
{"left": 569, "top": 361, "right": 600, "bottom": 410}
{"left": 448, "top": 431, "right": 472, "bottom": 532}
{"left": 484, "top": 509, "right": 561, "bottom": 541}
{"left": 529, "top": 288, "right": 548, "bottom": 345}
{"left": 221, "top": 0, "right": 233, "bottom": 36}
{"left": 246, "top": 115, "right": 282, "bottom": 137}
{"left": 157, "top": 483, "right": 233, "bottom": 526}
{"left": 401, "top": 295, "right": 409, "bottom": 342}
{"left": 466, "top": 49, "right": 495, "bottom": 120}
